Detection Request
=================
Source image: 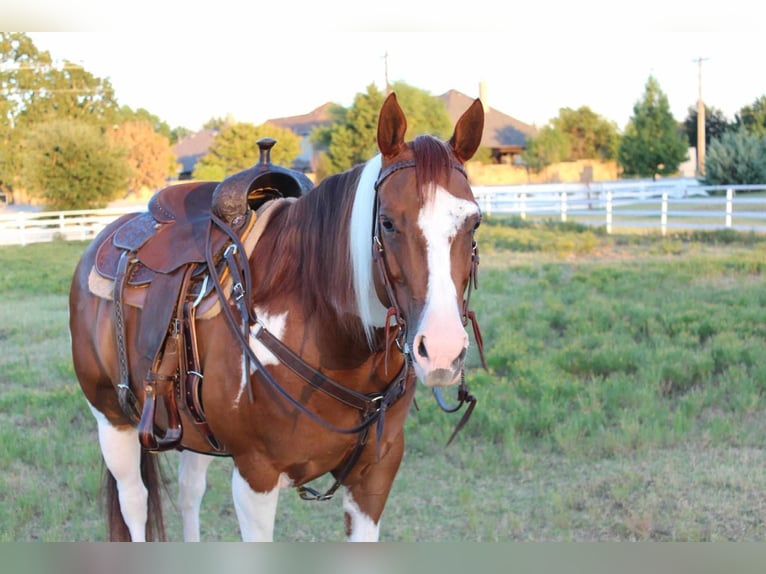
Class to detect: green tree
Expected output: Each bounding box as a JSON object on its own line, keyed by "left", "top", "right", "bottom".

{"left": 1, "top": 33, "right": 121, "bottom": 194}
{"left": 312, "top": 82, "right": 453, "bottom": 177}
{"left": 193, "top": 121, "right": 300, "bottom": 180}
{"left": 389, "top": 81, "right": 453, "bottom": 140}
{"left": 550, "top": 106, "right": 620, "bottom": 160}
{"left": 312, "top": 84, "right": 385, "bottom": 176}
{"left": 618, "top": 76, "right": 688, "bottom": 180}
{"left": 20, "top": 119, "right": 130, "bottom": 209}
{"left": 703, "top": 128, "right": 766, "bottom": 185}
{"left": 734, "top": 96, "right": 766, "bottom": 138}
{"left": 683, "top": 104, "right": 731, "bottom": 148}
{"left": 522, "top": 125, "right": 571, "bottom": 173}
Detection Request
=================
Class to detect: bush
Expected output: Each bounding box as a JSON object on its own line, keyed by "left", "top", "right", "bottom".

{"left": 704, "top": 129, "right": 766, "bottom": 185}
{"left": 20, "top": 120, "right": 130, "bottom": 209}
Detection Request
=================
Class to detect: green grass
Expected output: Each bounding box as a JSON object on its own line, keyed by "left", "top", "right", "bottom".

{"left": 2, "top": 227, "right": 766, "bottom": 541}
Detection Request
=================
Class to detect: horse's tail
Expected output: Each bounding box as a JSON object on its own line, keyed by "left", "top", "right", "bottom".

{"left": 103, "top": 449, "right": 167, "bottom": 541}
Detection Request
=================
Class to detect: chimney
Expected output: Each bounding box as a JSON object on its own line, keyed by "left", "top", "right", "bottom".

{"left": 479, "top": 81, "right": 490, "bottom": 113}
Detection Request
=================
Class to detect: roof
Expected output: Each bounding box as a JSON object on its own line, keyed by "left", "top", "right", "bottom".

{"left": 265, "top": 102, "right": 336, "bottom": 135}
{"left": 438, "top": 89, "right": 537, "bottom": 149}
{"left": 172, "top": 129, "right": 219, "bottom": 173}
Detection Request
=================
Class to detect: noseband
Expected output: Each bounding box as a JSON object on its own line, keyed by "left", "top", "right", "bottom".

{"left": 372, "top": 158, "right": 486, "bottom": 445}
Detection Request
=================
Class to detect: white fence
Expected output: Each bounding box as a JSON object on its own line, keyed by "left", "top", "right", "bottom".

{"left": 473, "top": 181, "right": 766, "bottom": 235}
{"left": 0, "top": 206, "right": 142, "bottom": 246}
{"left": 1, "top": 181, "right": 766, "bottom": 246}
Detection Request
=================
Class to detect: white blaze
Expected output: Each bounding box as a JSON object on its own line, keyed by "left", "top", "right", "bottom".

{"left": 414, "top": 186, "right": 478, "bottom": 381}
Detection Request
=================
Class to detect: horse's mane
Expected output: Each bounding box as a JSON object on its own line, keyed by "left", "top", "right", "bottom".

{"left": 252, "top": 134, "right": 457, "bottom": 349}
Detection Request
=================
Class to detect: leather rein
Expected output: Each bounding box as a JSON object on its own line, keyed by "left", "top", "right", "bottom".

{"left": 204, "top": 158, "right": 486, "bottom": 499}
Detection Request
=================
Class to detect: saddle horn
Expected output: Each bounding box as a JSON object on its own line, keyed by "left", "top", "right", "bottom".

{"left": 211, "top": 138, "right": 314, "bottom": 227}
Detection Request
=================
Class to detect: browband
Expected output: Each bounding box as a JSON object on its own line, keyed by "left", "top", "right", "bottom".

{"left": 374, "top": 158, "right": 468, "bottom": 191}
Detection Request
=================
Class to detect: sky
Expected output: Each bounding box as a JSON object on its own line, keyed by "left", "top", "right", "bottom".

{"left": 6, "top": 1, "right": 766, "bottom": 133}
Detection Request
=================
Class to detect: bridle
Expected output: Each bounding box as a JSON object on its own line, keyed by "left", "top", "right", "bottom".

{"left": 372, "top": 158, "right": 487, "bottom": 445}
{"left": 204, "top": 156, "right": 487, "bottom": 498}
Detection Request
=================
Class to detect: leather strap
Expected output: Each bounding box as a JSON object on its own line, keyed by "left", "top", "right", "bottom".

{"left": 113, "top": 250, "right": 141, "bottom": 424}
{"left": 182, "top": 298, "right": 225, "bottom": 452}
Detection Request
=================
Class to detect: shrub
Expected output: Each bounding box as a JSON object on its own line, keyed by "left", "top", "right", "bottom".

{"left": 704, "top": 129, "right": 766, "bottom": 185}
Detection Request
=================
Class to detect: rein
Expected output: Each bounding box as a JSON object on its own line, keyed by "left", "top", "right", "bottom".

{"left": 204, "top": 157, "right": 486, "bottom": 500}
{"left": 205, "top": 211, "right": 409, "bottom": 501}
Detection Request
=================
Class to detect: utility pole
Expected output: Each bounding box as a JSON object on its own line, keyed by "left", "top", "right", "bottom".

{"left": 383, "top": 51, "right": 390, "bottom": 95}
{"left": 694, "top": 57, "right": 709, "bottom": 177}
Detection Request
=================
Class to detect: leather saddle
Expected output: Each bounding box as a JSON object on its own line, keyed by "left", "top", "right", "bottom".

{"left": 95, "top": 138, "right": 312, "bottom": 452}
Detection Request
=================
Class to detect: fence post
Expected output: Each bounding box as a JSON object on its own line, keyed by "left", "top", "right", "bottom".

{"left": 661, "top": 192, "right": 668, "bottom": 237}
{"left": 560, "top": 192, "right": 567, "bottom": 223}
{"left": 606, "top": 190, "right": 613, "bottom": 234}
{"left": 483, "top": 192, "right": 493, "bottom": 217}
{"left": 17, "top": 213, "right": 26, "bottom": 247}
{"left": 520, "top": 192, "right": 526, "bottom": 220}
{"left": 725, "top": 188, "right": 733, "bottom": 228}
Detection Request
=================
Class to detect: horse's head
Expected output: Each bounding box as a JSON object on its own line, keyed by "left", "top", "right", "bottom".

{"left": 358, "top": 93, "right": 484, "bottom": 388}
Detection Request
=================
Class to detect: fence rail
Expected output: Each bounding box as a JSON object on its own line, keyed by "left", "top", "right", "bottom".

{"left": 2, "top": 182, "right": 766, "bottom": 246}
{"left": 473, "top": 182, "right": 766, "bottom": 235}
{"left": 0, "top": 206, "right": 142, "bottom": 246}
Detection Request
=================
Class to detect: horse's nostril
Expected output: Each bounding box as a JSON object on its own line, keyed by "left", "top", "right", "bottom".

{"left": 417, "top": 337, "right": 429, "bottom": 359}
{"left": 452, "top": 348, "right": 467, "bottom": 370}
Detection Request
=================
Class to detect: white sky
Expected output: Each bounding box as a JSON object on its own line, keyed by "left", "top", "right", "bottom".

{"left": 6, "top": 1, "right": 765, "bottom": 132}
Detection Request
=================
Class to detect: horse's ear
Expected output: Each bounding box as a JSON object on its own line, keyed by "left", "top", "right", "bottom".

{"left": 377, "top": 92, "right": 407, "bottom": 159}
{"left": 449, "top": 98, "right": 484, "bottom": 163}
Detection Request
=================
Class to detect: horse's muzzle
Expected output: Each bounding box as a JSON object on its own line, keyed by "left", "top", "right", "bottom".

{"left": 411, "top": 333, "right": 467, "bottom": 387}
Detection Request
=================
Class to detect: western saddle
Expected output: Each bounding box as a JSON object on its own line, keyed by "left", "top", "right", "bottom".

{"left": 93, "top": 138, "right": 313, "bottom": 452}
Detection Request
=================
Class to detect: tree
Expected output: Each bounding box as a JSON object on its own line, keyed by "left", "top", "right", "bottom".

{"left": 522, "top": 126, "right": 571, "bottom": 172}
{"left": 550, "top": 106, "right": 620, "bottom": 160}
{"left": 20, "top": 119, "right": 130, "bottom": 209}
{"left": 683, "top": 105, "right": 731, "bottom": 148}
{"left": 734, "top": 96, "right": 766, "bottom": 138}
{"left": 106, "top": 121, "right": 178, "bottom": 194}
{"left": 1, "top": 32, "right": 121, "bottom": 194}
{"left": 703, "top": 128, "right": 766, "bottom": 185}
{"left": 0, "top": 33, "right": 118, "bottom": 129}
{"left": 114, "top": 105, "right": 175, "bottom": 141}
{"left": 193, "top": 121, "right": 300, "bottom": 180}
{"left": 617, "top": 76, "right": 688, "bottom": 180}
{"left": 389, "top": 81, "right": 453, "bottom": 140}
{"left": 312, "top": 82, "right": 453, "bottom": 177}
{"left": 312, "top": 84, "right": 385, "bottom": 176}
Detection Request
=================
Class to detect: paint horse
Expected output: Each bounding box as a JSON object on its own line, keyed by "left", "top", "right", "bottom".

{"left": 69, "top": 93, "right": 486, "bottom": 541}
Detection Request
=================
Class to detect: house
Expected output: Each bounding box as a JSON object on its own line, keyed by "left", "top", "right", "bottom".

{"left": 438, "top": 87, "right": 537, "bottom": 165}
{"left": 172, "top": 89, "right": 535, "bottom": 176}
{"left": 265, "top": 102, "right": 336, "bottom": 172}
{"left": 173, "top": 129, "right": 219, "bottom": 180}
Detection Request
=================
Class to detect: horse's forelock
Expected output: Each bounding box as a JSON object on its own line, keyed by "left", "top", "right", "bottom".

{"left": 411, "top": 135, "right": 455, "bottom": 201}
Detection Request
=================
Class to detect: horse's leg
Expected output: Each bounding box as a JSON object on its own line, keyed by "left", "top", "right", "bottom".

{"left": 231, "top": 467, "right": 280, "bottom": 541}
{"left": 178, "top": 450, "right": 214, "bottom": 542}
{"left": 89, "top": 404, "right": 148, "bottom": 541}
{"left": 342, "top": 434, "right": 406, "bottom": 542}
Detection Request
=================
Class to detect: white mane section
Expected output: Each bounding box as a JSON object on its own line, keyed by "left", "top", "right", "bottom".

{"left": 349, "top": 153, "right": 388, "bottom": 347}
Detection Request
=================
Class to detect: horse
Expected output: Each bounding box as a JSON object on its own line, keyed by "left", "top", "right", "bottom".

{"left": 68, "top": 92, "right": 486, "bottom": 541}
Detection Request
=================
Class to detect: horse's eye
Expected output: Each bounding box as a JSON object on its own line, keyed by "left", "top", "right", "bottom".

{"left": 380, "top": 216, "right": 396, "bottom": 233}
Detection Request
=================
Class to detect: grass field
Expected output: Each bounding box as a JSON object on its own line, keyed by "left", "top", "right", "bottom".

{"left": 2, "top": 219, "right": 766, "bottom": 541}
